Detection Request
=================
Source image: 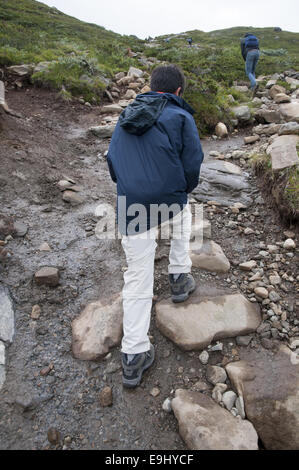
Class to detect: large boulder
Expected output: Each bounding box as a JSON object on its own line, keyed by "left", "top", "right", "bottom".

{"left": 7, "top": 64, "right": 34, "bottom": 76}
{"left": 252, "top": 123, "right": 281, "bottom": 135}
{"left": 278, "top": 121, "right": 299, "bottom": 135}
{"left": 72, "top": 294, "right": 123, "bottom": 360}
{"left": 274, "top": 93, "right": 291, "bottom": 104}
{"left": 192, "top": 161, "right": 253, "bottom": 207}
{"left": 155, "top": 290, "right": 261, "bottom": 351}
{"left": 254, "top": 108, "right": 282, "bottom": 124}
{"left": 232, "top": 105, "right": 251, "bottom": 123}
{"left": 279, "top": 100, "right": 299, "bottom": 122}
{"left": 269, "top": 84, "right": 286, "bottom": 99}
{"left": 127, "top": 66, "right": 143, "bottom": 78}
{"left": 266, "top": 134, "right": 299, "bottom": 171}
{"left": 226, "top": 345, "right": 299, "bottom": 450}
{"left": 171, "top": 389, "right": 259, "bottom": 450}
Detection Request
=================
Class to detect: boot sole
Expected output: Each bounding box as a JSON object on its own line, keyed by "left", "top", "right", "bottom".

{"left": 122, "top": 348, "right": 155, "bottom": 388}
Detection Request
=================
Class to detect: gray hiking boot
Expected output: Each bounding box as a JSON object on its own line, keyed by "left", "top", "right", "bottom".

{"left": 169, "top": 273, "right": 196, "bottom": 303}
{"left": 121, "top": 343, "right": 155, "bottom": 388}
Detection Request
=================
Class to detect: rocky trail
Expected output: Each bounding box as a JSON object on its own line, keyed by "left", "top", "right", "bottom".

{"left": 0, "top": 67, "right": 298, "bottom": 450}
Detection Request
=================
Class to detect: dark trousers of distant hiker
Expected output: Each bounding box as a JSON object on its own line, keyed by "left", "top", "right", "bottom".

{"left": 245, "top": 49, "right": 260, "bottom": 89}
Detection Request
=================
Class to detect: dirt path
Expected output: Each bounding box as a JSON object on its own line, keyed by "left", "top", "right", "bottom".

{"left": 0, "top": 87, "right": 297, "bottom": 450}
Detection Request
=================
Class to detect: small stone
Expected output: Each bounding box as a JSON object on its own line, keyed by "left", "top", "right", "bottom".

{"left": 215, "top": 122, "right": 228, "bottom": 138}
{"left": 222, "top": 391, "right": 237, "bottom": 410}
{"left": 40, "top": 363, "right": 54, "bottom": 376}
{"left": 269, "top": 291, "right": 281, "bottom": 302}
{"left": 162, "top": 398, "right": 172, "bottom": 412}
{"left": 206, "top": 365, "right": 227, "bottom": 385}
{"left": 269, "top": 274, "right": 281, "bottom": 285}
{"left": 13, "top": 221, "right": 28, "bottom": 237}
{"left": 235, "top": 396, "right": 246, "bottom": 419}
{"left": 283, "top": 239, "right": 296, "bottom": 250}
{"left": 244, "top": 135, "right": 260, "bottom": 144}
{"left": 212, "top": 383, "right": 227, "bottom": 403}
{"left": 199, "top": 350, "right": 209, "bottom": 365}
{"left": 192, "top": 380, "right": 211, "bottom": 392}
{"left": 63, "top": 191, "right": 84, "bottom": 205}
{"left": 99, "top": 386, "right": 113, "bottom": 407}
{"left": 34, "top": 267, "right": 59, "bottom": 287}
{"left": 254, "top": 287, "right": 269, "bottom": 299}
{"left": 244, "top": 227, "right": 255, "bottom": 235}
{"left": 236, "top": 335, "right": 252, "bottom": 346}
{"left": 210, "top": 342, "right": 223, "bottom": 352}
{"left": 39, "top": 242, "right": 51, "bottom": 252}
{"left": 47, "top": 428, "right": 61, "bottom": 445}
{"left": 239, "top": 260, "right": 257, "bottom": 271}
{"left": 150, "top": 387, "right": 160, "bottom": 397}
{"left": 57, "top": 180, "right": 73, "bottom": 191}
{"left": 31, "top": 305, "right": 41, "bottom": 319}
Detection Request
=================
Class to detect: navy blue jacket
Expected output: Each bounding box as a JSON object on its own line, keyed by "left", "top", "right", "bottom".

{"left": 107, "top": 91, "right": 204, "bottom": 234}
{"left": 241, "top": 34, "right": 260, "bottom": 61}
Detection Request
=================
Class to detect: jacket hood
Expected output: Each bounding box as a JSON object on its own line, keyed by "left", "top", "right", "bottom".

{"left": 119, "top": 91, "right": 195, "bottom": 136}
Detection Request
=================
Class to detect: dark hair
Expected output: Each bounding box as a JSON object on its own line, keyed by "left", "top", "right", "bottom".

{"left": 150, "top": 64, "right": 186, "bottom": 94}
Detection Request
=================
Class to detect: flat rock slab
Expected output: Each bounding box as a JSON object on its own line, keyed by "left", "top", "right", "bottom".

{"left": 72, "top": 293, "right": 123, "bottom": 360}
{"left": 0, "top": 286, "right": 14, "bottom": 343}
{"left": 204, "top": 160, "right": 243, "bottom": 176}
{"left": 89, "top": 124, "right": 116, "bottom": 138}
{"left": 172, "top": 389, "right": 258, "bottom": 450}
{"left": 279, "top": 100, "right": 299, "bottom": 122}
{"left": 192, "top": 162, "right": 253, "bottom": 207}
{"left": 190, "top": 240, "right": 230, "bottom": 273}
{"left": 226, "top": 345, "right": 299, "bottom": 450}
{"left": 267, "top": 134, "right": 299, "bottom": 171}
{"left": 155, "top": 291, "right": 261, "bottom": 351}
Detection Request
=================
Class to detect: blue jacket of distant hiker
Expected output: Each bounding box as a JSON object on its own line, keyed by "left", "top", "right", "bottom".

{"left": 107, "top": 91, "right": 204, "bottom": 235}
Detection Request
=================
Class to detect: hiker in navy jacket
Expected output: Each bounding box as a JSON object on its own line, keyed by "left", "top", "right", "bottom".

{"left": 107, "top": 64, "right": 204, "bottom": 388}
{"left": 240, "top": 33, "right": 260, "bottom": 94}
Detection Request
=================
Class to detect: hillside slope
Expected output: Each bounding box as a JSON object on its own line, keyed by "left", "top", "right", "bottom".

{"left": 1, "top": 1, "right": 299, "bottom": 133}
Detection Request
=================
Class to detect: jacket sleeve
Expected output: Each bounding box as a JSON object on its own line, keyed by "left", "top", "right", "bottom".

{"left": 240, "top": 39, "right": 246, "bottom": 61}
{"left": 107, "top": 153, "right": 117, "bottom": 183}
{"left": 106, "top": 123, "right": 118, "bottom": 183}
{"left": 180, "top": 115, "right": 204, "bottom": 194}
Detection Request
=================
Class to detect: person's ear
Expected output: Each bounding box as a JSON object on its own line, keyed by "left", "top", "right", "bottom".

{"left": 174, "top": 87, "right": 182, "bottom": 96}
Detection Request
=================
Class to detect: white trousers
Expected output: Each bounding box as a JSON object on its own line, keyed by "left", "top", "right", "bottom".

{"left": 121, "top": 204, "right": 192, "bottom": 354}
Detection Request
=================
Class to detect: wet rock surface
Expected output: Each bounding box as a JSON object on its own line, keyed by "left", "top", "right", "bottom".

{"left": 155, "top": 290, "right": 261, "bottom": 350}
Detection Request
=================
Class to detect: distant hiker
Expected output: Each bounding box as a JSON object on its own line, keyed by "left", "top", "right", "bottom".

{"left": 241, "top": 33, "right": 260, "bottom": 94}
{"left": 107, "top": 65, "right": 204, "bottom": 388}
{"left": 187, "top": 37, "right": 192, "bottom": 47}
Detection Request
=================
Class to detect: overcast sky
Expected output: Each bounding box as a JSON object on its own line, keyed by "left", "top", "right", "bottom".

{"left": 40, "top": 0, "right": 299, "bottom": 39}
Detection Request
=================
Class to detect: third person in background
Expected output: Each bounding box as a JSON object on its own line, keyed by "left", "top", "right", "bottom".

{"left": 240, "top": 32, "right": 260, "bottom": 96}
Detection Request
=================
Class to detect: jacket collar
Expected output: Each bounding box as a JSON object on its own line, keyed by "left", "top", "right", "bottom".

{"left": 140, "top": 91, "right": 195, "bottom": 115}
